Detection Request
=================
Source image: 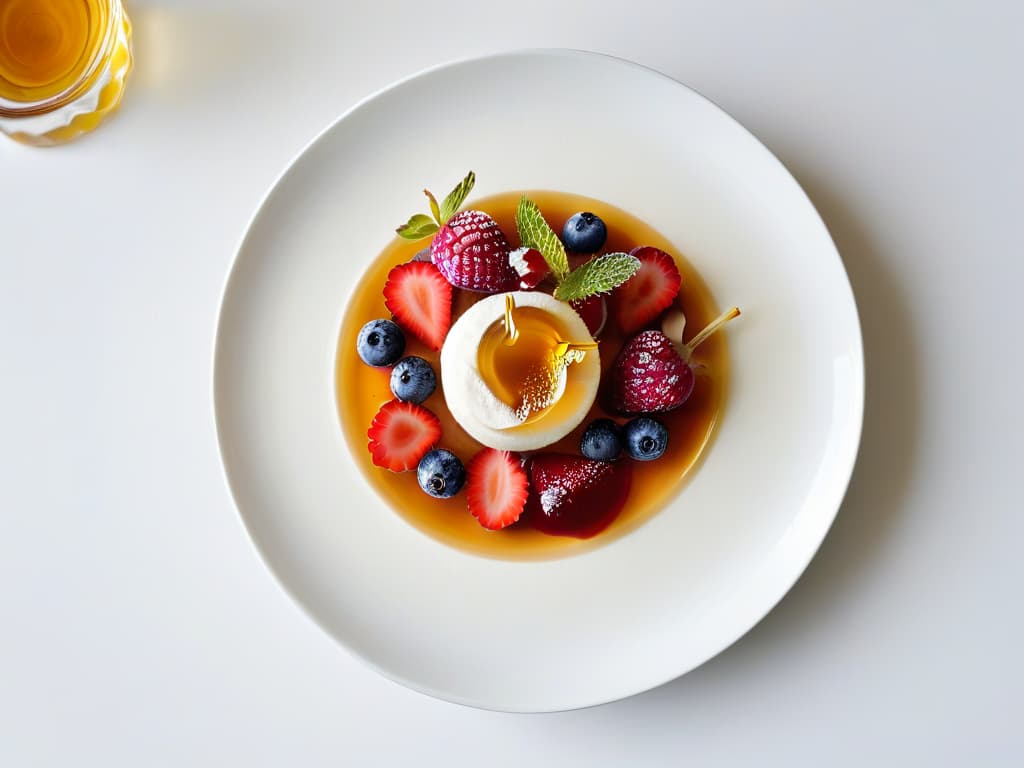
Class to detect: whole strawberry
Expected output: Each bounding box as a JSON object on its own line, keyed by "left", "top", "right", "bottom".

{"left": 611, "top": 330, "right": 693, "bottom": 414}
{"left": 431, "top": 209, "right": 519, "bottom": 292}
{"left": 611, "top": 306, "right": 741, "bottom": 414}
{"left": 395, "top": 171, "right": 519, "bottom": 293}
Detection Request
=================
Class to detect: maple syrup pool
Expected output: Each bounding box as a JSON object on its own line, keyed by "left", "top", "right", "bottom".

{"left": 335, "top": 191, "right": 729, "bottom": 560}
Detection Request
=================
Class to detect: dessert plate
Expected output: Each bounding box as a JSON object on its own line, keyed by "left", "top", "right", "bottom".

{"left": 214, "top": 49, "right": 863, "bottom": 712}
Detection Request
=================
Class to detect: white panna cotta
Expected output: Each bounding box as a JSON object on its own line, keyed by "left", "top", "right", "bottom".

{"left": 440, "top": 291, "right": 601, "bottom": 452}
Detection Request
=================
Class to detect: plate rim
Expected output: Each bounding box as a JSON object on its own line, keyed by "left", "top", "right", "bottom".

{"left": 212, "top": 47, "right": 864, "bottom": 712}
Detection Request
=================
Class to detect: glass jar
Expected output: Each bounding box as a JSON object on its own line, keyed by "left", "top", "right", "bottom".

{"left": 0, "top": 0, "right": 133, "bottom": 146}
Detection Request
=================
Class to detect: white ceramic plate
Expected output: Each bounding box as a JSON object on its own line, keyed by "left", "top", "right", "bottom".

{"left": 214, "top": 50, "right": 863, "bottom": 712}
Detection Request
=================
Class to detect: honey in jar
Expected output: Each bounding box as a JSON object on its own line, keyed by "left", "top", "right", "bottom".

{"left": 0, "top": 0, "right": 132, "bottom": 146}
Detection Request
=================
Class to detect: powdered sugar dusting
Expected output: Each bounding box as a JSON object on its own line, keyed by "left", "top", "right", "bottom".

{"left": 535, "top": 458, "right": 613, "bottom": 515}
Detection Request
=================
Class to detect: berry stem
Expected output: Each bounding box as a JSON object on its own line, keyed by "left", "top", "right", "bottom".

{"left": 684, "top": 307, "right": 741, "bottom": 357}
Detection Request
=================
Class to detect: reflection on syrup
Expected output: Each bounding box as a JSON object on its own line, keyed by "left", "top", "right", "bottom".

{"left": 336, "top": 191, "right": 729, "bottom": 561}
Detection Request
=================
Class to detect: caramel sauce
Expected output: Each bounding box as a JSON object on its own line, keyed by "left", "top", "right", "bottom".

{"left": 336, "top": 191, "right": 729, "bottom": 560}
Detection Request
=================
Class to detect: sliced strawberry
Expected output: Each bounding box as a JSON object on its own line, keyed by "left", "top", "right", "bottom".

{"left": 383, "top": 261, "right": 453, "bottom": 351}
{"left": 609, "top": 246, "right": 682, "bottom": 334}
{"left": 610, "top": 330, "right": 694, "bottom": 414}
{"left": 509, "top": 246, "right": 550, "bottom": 290}
{"left": 466, "top": 448, "right": 529, "bottom": 530}
{"left": 525, "top": 454, "right": 632, "bottom": 538}
{"left": 570, "top": 295, "right": 607, "bottom": 337}
{"left": 366, "top": 400, "right": 442, "bottom": 472}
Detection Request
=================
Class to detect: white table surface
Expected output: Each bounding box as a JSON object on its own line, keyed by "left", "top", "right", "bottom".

{"left": 2, "top": 1, "right": 1021, "bottom": 764}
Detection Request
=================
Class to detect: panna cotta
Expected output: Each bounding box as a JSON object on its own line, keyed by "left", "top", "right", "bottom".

{"left": 441, "top": 291, "right": 600, "bottom": 451}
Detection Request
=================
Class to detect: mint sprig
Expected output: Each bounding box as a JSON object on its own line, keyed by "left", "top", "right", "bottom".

{"left": 516, "top": 195, "right": 639, "bottom": 301}
{"left": 515, "top": 196, "right": 569, "bottom": 281}
{"left": 396, "top": 171, "right": 476, "bottom": 240}
{"left": 553, "top": 252, "right": 640, "bottom": 302}
{"left": 440, "top": 171, "right": 475, "bottom": 222}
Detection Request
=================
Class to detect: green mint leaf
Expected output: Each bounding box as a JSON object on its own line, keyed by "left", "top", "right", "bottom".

{"left": 516, "top": 196, "right": 569, "bottom": 281}
{"left": 396, "top": 213, "right": 439, "bottom": 240}
{"left": 439, "top": 170, "right": 476, "bottom": 223}
{"left": 553, "top": 252, "right": 640, "bottom": 302}
{"left": 424, "top": 189, "right": 441, "bottom": 225}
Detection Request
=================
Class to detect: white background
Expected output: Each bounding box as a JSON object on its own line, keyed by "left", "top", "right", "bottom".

{"left": 2, "top": 1, "right": 1021, "bottom": 765}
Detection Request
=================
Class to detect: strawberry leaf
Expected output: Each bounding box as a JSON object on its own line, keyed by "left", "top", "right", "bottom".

{"left": 439, "top": 170, "right": 476, "bottom": 223}
{"left": 516, "top": 196, "right": 569, "bottom": 281}
{"left": 396, "top": 213, "right": 439, "bottom": 240}
{"left": 424, "top": 189, "right": 441, "bottom": 225}
{"left": 553, "top": 252, "right": 640, "bottom": 302}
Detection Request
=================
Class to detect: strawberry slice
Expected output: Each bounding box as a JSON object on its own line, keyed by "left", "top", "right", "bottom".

{"left": 366, "top": 400, "right": 442, "bottom": 472}
{"left": 525, "top": 454, "right": 632, "bottom": 538}
{"left": 466, "top": 448, "right": 529, "bottom": 530}
{"left": 383, "top": 261, "right": 453, "bottom": 351}
{"left": 609, "top": 246, "right": 682, "bottom": 334}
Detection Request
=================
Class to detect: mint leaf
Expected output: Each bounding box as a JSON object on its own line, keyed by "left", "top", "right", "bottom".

{"left": 424, "top": 189, "right": 441, "bottom": 225}
{"left": 516, "top": 196, "right": 569, "bottom": 281}
{"left": 396, "top": 213, "right": 439, "bottom": 240}
{"left": 553, "top": 252, "right": 640, "bottom": 302}
{"left": 439, "top": 170, "right": 476, "bottom": 223}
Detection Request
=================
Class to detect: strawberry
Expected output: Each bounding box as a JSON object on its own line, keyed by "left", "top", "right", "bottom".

{"left": 570, "top": 295, "right": 607, "bottom": 337}
{"left": 383, "top": 261, "right": 452, "bottom": 351}
{"left": 366, "top": 400, "right": 442, "bottom": 472}
{"left": 466, "top": 448, "right": 529, "bottom": 530}
{"left": 610, "top": 330, "right": 693, "bottom": 414}
{"left": 609, "top": 246, "right": 682, "bottom": 334}
{"left": 509, "top": 246, "right": 549, "bottom": 289}
{"left": 525, "top": 454, "right": 632, "bottom": 538}
{"left": 430, "top": 209, "right": 520, "bottom": 293}
{"left": 395, "top": 171, "right": 518, "bottom": 293}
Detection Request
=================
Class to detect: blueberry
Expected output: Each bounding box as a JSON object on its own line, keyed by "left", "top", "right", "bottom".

{"left": 580, "top": 418, "right": 624, "bottom": 461}
{"left": 357, "top": 319, "right": 405, "bottom": 367}
{"left": 390, "top": 356, "right": 436, "bottom": 403}
{"left": 562, "top": 212, "right": 608, "bottom": 253}
{"left": 416, "top": 449, "right": 466, "bottom": 499}
{"left": 623, "top": 417, "right": 669, "bottom": 461}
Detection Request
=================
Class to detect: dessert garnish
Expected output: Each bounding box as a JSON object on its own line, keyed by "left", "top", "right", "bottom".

{"left": 367, "top": 400, "right": 442, "bottom": 472}
{"left": 611, "top": 306, "right": 740, "bottom": 414}
{"left": 466, "top": 448, "right": 530, "bottom": 530}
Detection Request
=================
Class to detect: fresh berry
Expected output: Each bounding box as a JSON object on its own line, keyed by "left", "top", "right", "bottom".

{"left": 356, "top": 319, "right": 405, "bottom": 367}
{"left": 525, "top": 454, "right": 632, "bottom": 538}
{"left": 611, "top": 306, "right": 742, "bottom": 414}
{"left": 430, "top": 210, "right": 519, "bottom": 293}
{"left": 610, "top": 330, "right": 693, "bottom": 414}
{"left": 623, "top": 417, "right": 669, "bottom": 461}
{"left": 562, "top": 212, "right": 608, "bottom": 253}
{"left": 389, "top": 356, "right": 436, "bottom": 404}
{"left": 570, "top": 295, "right": 607, "bottom": 337}
{"left": 383, "top": 261, "right": 452, "bottom": 351}
{"left": 509, "top": 246, "right": 549, "bottom": 289}
{"left": 465, "top": 448, "right": 529, "bottom": 530}
{"left": 609, "top": 246, "right": 682, "bottom": 333}
{"left": 580, "top": 418, "right": 624, "bottom": 461}
{"left": 416, "top": 449, "right": 466, "bottom": 498}
{"left": 366, "top": 400, "right": 442, "bottom": 472}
